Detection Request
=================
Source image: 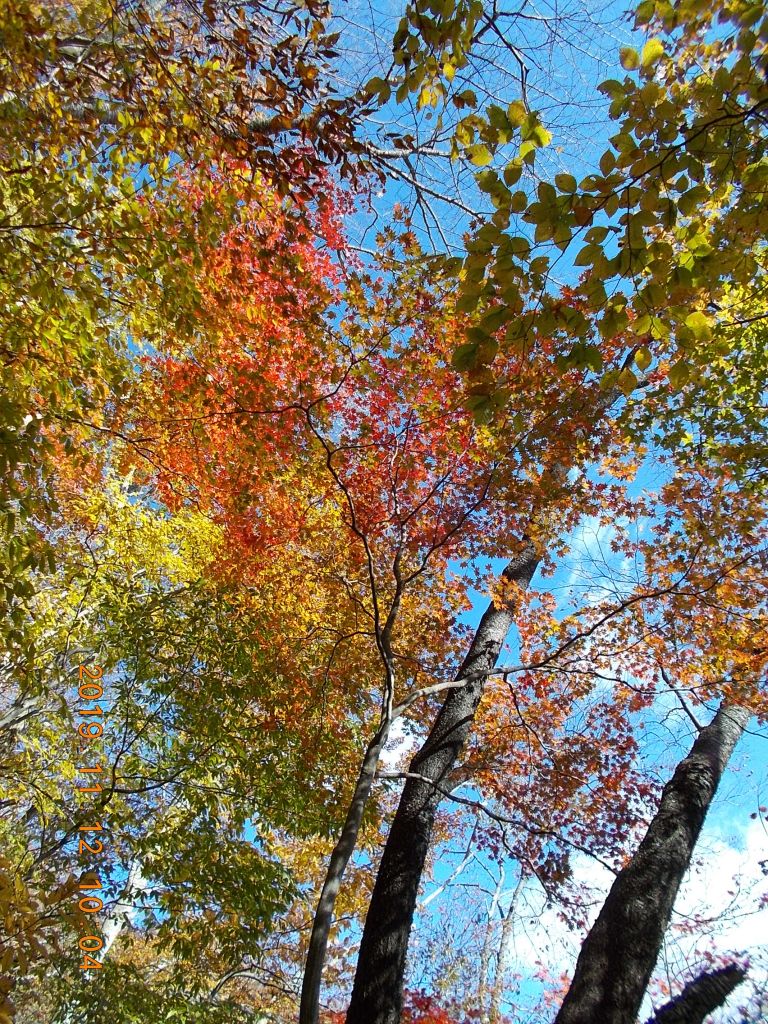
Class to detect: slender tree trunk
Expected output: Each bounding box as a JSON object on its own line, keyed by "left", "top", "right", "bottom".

{"left": 477, "top": 867, "right": 504, "bottom": 1022}
{"left": 0, "top": 692, "right": 43, "bottom": 733}
{"left": 489, "top": 890, "right": 517, "bottom": 1024}
{"left": 0, "top": 691, "right": 45, "bottom": 763}
{"left": 101, "top": 858, "right": 145, "bottom": 957}
{"left": 299, "top": 721, "right": 391, "bottom": 1024}
{"left": 345, "top": 543, "right": 540, "bottom": 1024}
{"left": 554, "top": 701, "right": 750, "bottom": 1024}
{"left": 646, "top": 964, "right": 746, "bottom": 1024}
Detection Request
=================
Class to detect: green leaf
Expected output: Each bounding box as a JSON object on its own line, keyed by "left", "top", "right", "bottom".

{"left": 618, "top": 367, "right": 638, "bottom": 394}
{"left": 669, "top": 358, "right": 690, "bottom": 389}
{"left": 631, "top": 313, "right": 652, "bottom": 335}
{"left": 503, "top": 160, "right": 523, "bottom": 185}
{"left": 456, "top": 290, "right": 481, "bottom": 313}
{"left": 555, "top": 172, "right": 577, "bottom": 193}
{"left": 476, "top": 169, "right": 502, "bottom": 193}
{"left": 466, "top": 325, "right": 491, "bottom": 344}
{"left": 506, "top": 236, "right": 531, "bottom": 257}
{"left": 538, "top": 181, "right": 558, "bottom": 205}
{"left": 364, "top": 77, "right": 391, "bottom": 102}
{"left": 620, "top": 47, "right": 639, "bottom": 70}
{"left": 480, "top": 308, "right": 508, "bottom": 334}
{"left": 599, "top": 306, "right": 630, "bottom": 340}
{"left": 598, "top": 79, "right": 625, "bottom": 98}
{"left": 574, "top": 244, "right": 598, "bottom": 267}
{"left": 475, "top": 335, "right": 500, "bottom": 362}
{"left": 552, "top": 222, "right": 572, "bottom": 249}
{"left": 599, "top": 150, "right": 616, "bottom": 175}
{"left": 489, "top": 385, "right": 512, "bottom": 410}
{"left": 585, "top": 226, "right": 610, "bottom": 243}
{"left": 452, "top": 342, "right": 479, "bottom": 370}
{"left": 565, "top": 343, "right": 604, "bottom": 372}
{"left": 487, "top": 103, "right": 511, "bottom": 130}
{"left": 465, "top": 393, "right": 494, "bottom": 424}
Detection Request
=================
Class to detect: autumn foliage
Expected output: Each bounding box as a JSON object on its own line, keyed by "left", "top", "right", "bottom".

{"left": 2, "top": 1, "right": 768, "bottom": 1023}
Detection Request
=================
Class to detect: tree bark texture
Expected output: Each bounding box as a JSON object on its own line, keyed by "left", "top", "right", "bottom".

{"left": 646, "top": 964, "right": 746, "bottom": 1024}
{"left": 554, "top": 702, "right": 750, "bottom": 1024}
{"left": 345, "top": 543, "right": 540, "bottom": 1024}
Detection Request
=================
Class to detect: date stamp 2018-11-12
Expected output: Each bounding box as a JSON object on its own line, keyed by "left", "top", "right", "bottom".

{"left": 75, "top": 664, "right": 107, "bottom": 971}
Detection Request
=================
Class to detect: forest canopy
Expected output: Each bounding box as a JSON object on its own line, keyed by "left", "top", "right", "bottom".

{"left": 1, "top": 1, "right": 767, "bottom": 1023}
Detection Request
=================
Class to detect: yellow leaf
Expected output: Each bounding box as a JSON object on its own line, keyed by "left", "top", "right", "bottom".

{"left": 507, "top": 100, "right": 527, "bottom": 127}
{"left": 684, "top": 310, "right": 712, "bottom": 341}
{"left": 635, "top": 345, "right": 652, "bottom": 371}
{"left": 466, "top": 144, "right": 492, "bottom": 166}
{"left": 641, "top": 38, "right": 665, "bottom": 68}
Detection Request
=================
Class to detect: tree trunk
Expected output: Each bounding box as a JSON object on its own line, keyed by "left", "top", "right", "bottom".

{"left": 299, "top": 721, "right": 391, "bottom": 1024}
{"left": 102, "top": 858, "right": 145, "bottom": 958}
{"left": 646, "top": 964, "right": 746, "bottom": 1024}
{"left": 489, "top": 890, "right": 517, "bottom": 1024}
{"left": 477, "top": 867, "right": 504, "bottom": 1022}
{"left": 345, "top": 543, "right": 540, "bottom": 1024}
{"left": 554, "top": 702, "right": 750, "bottom": 1024}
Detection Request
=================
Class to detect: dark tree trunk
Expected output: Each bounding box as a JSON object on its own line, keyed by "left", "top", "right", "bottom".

{"left": 646, "top": 964, "right": 746, "bottom": 1024}
{"left": 345, "top": 543, "right": 540, "bottom": 1024}
{"left": 554, "top": 702, "right": 750, "bottom": 1024}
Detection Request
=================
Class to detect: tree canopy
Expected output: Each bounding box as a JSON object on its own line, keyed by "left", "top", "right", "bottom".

{"left": 1, "top": 1, "right": 767, "bottom": 1023}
